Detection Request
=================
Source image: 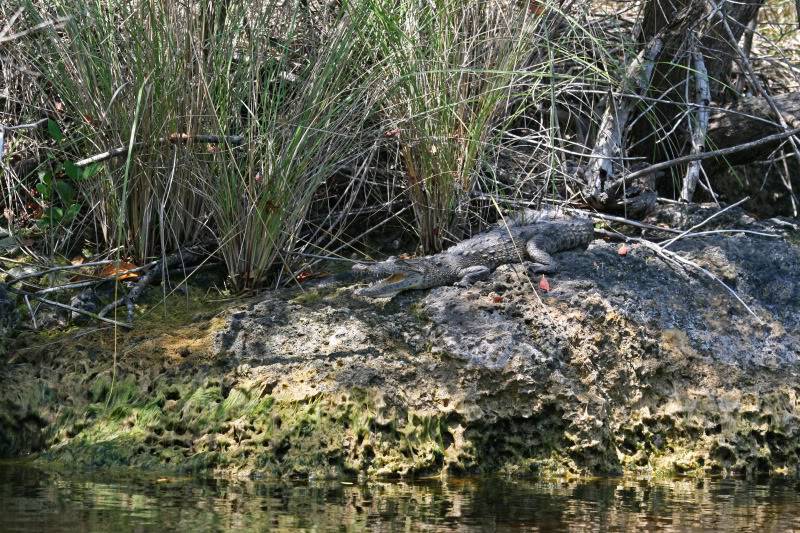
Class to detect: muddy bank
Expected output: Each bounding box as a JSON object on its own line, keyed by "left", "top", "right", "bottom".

{"left": 2, "top": 205, "right": 800, "bottom": 479}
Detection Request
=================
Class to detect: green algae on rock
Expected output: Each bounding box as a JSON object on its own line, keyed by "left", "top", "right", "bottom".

{"left": 2, "top": 205, "right": 800, "bottom": 480}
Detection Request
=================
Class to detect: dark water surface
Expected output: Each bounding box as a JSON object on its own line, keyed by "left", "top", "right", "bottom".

{"left": 2, "top": 462, "right": 800, "bottom": 532}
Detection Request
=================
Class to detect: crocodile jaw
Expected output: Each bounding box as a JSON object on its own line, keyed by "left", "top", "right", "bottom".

{"left": 354, "top": 271, "right": 426, "bottom": 299}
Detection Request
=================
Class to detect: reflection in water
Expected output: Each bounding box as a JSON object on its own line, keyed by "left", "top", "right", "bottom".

{"left": 2, "top": 463, "right": 800, "bottom": 532}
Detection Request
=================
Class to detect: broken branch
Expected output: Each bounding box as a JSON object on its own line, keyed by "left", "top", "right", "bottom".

{"left": 75, "top": 134, "right": 245, "bottom": 167}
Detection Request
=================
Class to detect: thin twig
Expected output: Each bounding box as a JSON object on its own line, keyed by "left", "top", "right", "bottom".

{"left": 6, "top": 260, "right": 116, "bottom": 285}
{"left": 681, "top": 38, "right": 710, "bottom": 202}
{"left": 7, "top": 286, "right": 131, "bottom": 328}
{"left": 74, "top": 134, "right": 245, "bottom": 167}
{"left": 661, "top": 197, "right": 749, "bottom": 248}
{"left": 0, "top": 15, "right": 71, "bottom": 43}
{"left": 23, "top": 295, "right": 37, "bottom": 330}
{"left": 619, "top": 126, "right": 800, "bottom": 185}
{"left": 3, "top": 118, "right": 49, "bottom": 131}
{"left": 33, "top": 279, "right": 102, "bottom": 295}
{"left": 633, "top": 236, "right": 760, "bottom": 320}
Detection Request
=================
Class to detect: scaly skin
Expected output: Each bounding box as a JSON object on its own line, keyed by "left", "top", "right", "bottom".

{"left": 353, "top": 218, "right": 594, "bottom": 298}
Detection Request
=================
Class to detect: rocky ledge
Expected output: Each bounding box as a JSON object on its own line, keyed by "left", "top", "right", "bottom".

{"left": 2, "top": 205, "right": 799, "bottom": 479}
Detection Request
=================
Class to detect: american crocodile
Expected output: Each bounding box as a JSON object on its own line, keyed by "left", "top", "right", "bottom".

{"left": 353, "top": 217, "right": 594, "bottom": 298}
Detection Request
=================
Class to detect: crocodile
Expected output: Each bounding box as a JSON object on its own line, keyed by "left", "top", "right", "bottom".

{"left": 353, "top": 216, "right": 594, "bottom": 298}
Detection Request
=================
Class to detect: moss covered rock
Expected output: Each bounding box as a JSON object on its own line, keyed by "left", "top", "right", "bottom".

{"left": 2, "top": 205, "right": 799, "bottom": 479}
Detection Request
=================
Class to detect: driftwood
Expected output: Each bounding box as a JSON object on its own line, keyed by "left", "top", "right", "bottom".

{"left": 681, "top": 39, "right": 711, "bottom": 202}
{"left": 584, "top": 2, "right": 705, "bottom": 209}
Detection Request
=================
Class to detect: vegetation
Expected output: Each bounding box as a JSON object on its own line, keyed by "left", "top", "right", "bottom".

{"left": 1, "top": 0, "right": 799, "bottom": 301}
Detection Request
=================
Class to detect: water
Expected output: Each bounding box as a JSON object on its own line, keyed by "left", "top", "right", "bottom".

{"left": 2, "top": 463, "right": 800, "bottom": 532}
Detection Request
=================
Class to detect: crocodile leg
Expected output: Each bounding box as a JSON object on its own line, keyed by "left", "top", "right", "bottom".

{"left": 525, "top": 240, "right": 557, "bottom": 273}
{"left": 454, "top": 265, "right": 492, "bottom": 287}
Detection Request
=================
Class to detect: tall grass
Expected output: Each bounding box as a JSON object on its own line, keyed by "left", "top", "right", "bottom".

{"left": 205, "top": 3, "right": 377, "bottom": 289}
{"left": 355, "top": 0, "right": 538, "bottom": 252}
{"left": 26, "top": 0, "right": 218, "bottom": 259}
{"left": 22, "top": 0, "right": 375, "bottom": 288}
{"left": 5, "top": 0, "right": 625, "bottom": 287}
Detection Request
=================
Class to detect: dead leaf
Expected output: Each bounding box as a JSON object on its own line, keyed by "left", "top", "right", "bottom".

{"left": 538, "top": 274, "right": 550, "bottom": 292}
{"left": 296, "top": 270, "right": 329, "bottom": 283}
{"left": 529, "top": 0, "right": 545, "bottom": 15}
{"left": 296, "top": 271, "right": 313, "bottom": 283}
{"left": 100, "top": 261, "right": 139, "bottom": 281}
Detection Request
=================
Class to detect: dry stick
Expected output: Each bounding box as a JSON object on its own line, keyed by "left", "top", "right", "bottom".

{"left": 742, "top": 7, "right": 760, "bottom": 61}
{"left": 4, "top": 118, "right": 49, "bottom": 131}
{"left": 74, "top": 134, "right": 245, "bottom": 167}
{"left": 0, "top": 8, "right": 24, "bottom": 39}
{"left": 6, "top": 259, "right": 117, "bottom": 285}
{"left": 681, "top": 40, "right": 710, "bottom": 202}
{"left": 23, "top": 295, "right": 37, "bottom": 330}
{"left": 587, "top": 37, "right": 664, "bottom": 199}
{"left": 661, "top": 196, "right": 749, "bottom": 249}
{"left": 6, "top": 286, "right": 131, "bottom": 329}
{"left": 679, "top": 229, "right": 779, "bottom": 239}
{"left": 0, "top": 15, "right": 70, "bottom": 43}
{"left": 34, "top": 279, "right": 102, "bottom": 295}
{"left": 617, "top": 126, "right": 800, "bottom": 186}
{"left": 631, "top": 236, "right": 760, "bottom": 320}
{"left": 706, "top": 0, "right": 799, "bottom": 216}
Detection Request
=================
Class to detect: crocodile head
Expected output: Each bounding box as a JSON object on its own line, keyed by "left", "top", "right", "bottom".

{"left": 352, "top": 257, "right": 428, "bottom": 298}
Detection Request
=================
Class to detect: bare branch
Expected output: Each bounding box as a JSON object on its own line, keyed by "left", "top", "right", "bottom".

{"left": 681, "top": 39, "right": 710, "bottom": 202}
{"left": 75, "top": 133, "right": 245, "bottom": 167}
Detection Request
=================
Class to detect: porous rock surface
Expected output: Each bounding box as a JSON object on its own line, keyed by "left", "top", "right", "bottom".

{"left": 2, "top": 205, "right": 800, "bottom": 479}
